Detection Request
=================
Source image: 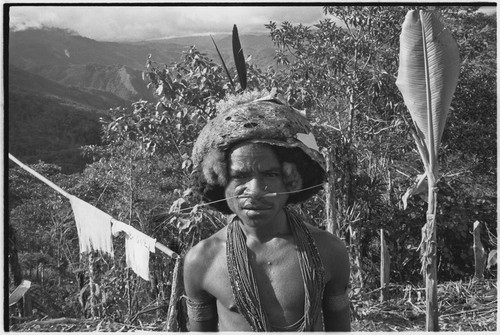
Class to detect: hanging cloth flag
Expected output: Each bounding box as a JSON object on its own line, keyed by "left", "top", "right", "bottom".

{"left": 112, "top": 220, "right": 157, "bottom": 281}
{"left": 8, "top": 153, "right": 179, "bottom": 276}
{"left": 69, "top": 195, "right": 114, "bottom": 256}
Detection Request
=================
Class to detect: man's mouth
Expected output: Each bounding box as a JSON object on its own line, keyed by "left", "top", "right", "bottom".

{"left": 242, "top": 202, "right": 272, "bottom": 211}
{"left": 243, "top": 207, "right": 271, "bottom": 211}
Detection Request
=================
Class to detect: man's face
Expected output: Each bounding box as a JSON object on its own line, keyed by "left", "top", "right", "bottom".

{"left": 225, "top": 143, "right": 289, "bottom": 227}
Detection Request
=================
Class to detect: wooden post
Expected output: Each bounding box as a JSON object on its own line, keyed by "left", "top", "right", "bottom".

{"left": 473, "top": 221, "right": 485, "bottom": 280}
{"left": 380, "top": 229, "right": 390, "bottom": 301}
{"left": 22, "top": 293, "right": 32, "bottom": 317}
{"left": 88, "top": 253, "right": 96, "bottom": 319}
{"left": 349, "top": 225, "right": 364, "bottom": 288}
{"left": 323, "top": 148, "right": 338, "bottom": 236}
{"left": 166, "top": 257, "right": 185, "bottom": 331}
{"left": 380, "top": 169, "right": 392, "bottom": 302}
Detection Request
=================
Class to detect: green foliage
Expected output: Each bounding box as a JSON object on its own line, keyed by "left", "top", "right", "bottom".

{"left": 8, "top": 162, "right": 82, "bottom": 317}
{"left": 266, "top": 6, "right": 411, "bottom": 288}
{"left": 8, "top": 5, "right": 496, "bottom": 324}
{"left": 265, "top": 5, "right": 496, "bottom": 287}
{"left": 8, "top": 91, "right": 105, "bottom": 173}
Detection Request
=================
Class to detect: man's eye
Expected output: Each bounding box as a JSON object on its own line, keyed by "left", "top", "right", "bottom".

{"left": 265, "top": 171, "right": 281, "bottom": 178}
{"left": 231, "top": 173, "right": 249, "bottom": 180}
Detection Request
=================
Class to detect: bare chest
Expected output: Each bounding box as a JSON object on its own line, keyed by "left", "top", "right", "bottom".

{"left": 205, "top": 238, "right": 306, "bottom": 329}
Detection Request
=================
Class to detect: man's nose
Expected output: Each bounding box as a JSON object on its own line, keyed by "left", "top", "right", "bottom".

{"left": 245, "top": 177, "right": 267, "bottom": 198}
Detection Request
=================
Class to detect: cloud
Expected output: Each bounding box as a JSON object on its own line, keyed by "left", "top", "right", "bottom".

{"left": 477, "top": 6, "right": 496, "bottom": 16}
{"left": 9, "top": 5, "right": 327, "bottom": 41}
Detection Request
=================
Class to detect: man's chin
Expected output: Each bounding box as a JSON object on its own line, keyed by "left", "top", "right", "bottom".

{"left": 240, "top": 208, "right": 274, "bottom": 222}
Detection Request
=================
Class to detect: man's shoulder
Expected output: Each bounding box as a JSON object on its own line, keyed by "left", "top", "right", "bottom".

{"left": 184, "top": 226, "right": 227, "bottom": 267}
{"left": 306, "top": 223, "right": 346, "bottom": 251}
{"left": 303, "top": 223, "right": 349, "bottom": 282}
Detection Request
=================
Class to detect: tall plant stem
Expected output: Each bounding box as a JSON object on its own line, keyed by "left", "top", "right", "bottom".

{"left": 421, "top": 12, "right": 438, "bottom": 331}
{"left": 425, "top": 184, "right": 438, "bottom": 331}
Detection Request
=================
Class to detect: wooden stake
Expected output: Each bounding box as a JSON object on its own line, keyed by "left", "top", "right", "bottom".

{"left": 166, "top": 257, "right": 184, "bottom": 331}
{"left": 323, "top": 148, "right": 338, "bottom": 236}
{"left": 380, "top": 229, "right": 390, "bottom": 302}
{"left": 473, "top": 221, "right": 485, "bottom": 280}
{"left": 380, "top": 169, "right": 392, "bottom": 302}
{"left": 88, "top": 253, "right": 96, "bottom": 319}
{"left": 22, "top": 293, "right": 32, "bottom": 317}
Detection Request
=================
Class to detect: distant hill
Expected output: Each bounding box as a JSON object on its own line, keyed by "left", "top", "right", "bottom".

{"left": 141, "top": 33, "right": 278, "bottom": 69}
{"left": 9, "top": 66, "right": 130, "bottom": 109}
{"left": 27, "top": 63, "right": 155, "bottom": 102}
{"left": 9, "top": 27, "right": 277, "bottom": 72}
{"left": 8, "top": 66, "right": 114, "bottom": 173}
{"left": 9, "top": 27, "right": 185, "bottom": 71}
{"left": 9, "top": 28, "right": 277, "bottom": 101}
{"left": 7, "top": 27, "right": 278, "bottom": 172}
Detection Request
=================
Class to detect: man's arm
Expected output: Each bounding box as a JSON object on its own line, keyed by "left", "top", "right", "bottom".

{"left": 321, "top": 235, "right": 351, "bottom": 331}
{"left": 183, "top": 241, "right": 219, "bottom": 331}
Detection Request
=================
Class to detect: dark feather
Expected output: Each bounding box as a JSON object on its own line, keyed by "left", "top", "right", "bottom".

{"left": 211, "top": 35, "right": 235, "bottom": 91}
{"left": 232, "top": 24, "right": 247, "bottom": 91}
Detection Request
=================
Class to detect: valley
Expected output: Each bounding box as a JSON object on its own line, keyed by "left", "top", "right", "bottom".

{"left": 7, "top": 27, "right": 277, "bottom": 172}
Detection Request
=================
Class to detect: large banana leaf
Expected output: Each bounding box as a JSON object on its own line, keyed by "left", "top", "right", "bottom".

{"left": 396, "top": 10, "right": 460, "bottom": 163}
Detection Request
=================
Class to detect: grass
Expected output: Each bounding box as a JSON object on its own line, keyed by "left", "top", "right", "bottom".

{"left": 352, "top": 278, "right": 497, "bottom": 332}
{"left": 9, "top": 278, "right": 497, "bottom": 332}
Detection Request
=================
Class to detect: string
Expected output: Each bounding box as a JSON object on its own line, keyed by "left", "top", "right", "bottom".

{"left": 9, "top": 153, "right": 72, "bottom": 199}
{"left": 8, "top": 153, "right": 178, "bottom": 259}
{"left": 176, "top": 182, "right": 325, "bottom": 213}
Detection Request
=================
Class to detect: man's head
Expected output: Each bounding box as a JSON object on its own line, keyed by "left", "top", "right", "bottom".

{"left": 191, "top": 94, "right": 326, "bottom": 214}
{"left": 224, "top": 142, "right": 289, "bottom": 226}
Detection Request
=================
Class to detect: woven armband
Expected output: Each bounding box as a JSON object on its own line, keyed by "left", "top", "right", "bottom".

{"left": 323, "top": 291, "right": 350, "bottom": 312}
{"left": 186, "top": 298, "right": 218, "bottom": 322}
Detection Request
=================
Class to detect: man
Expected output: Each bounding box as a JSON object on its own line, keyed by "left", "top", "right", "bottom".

{"left": 183, "top": 94, "right": 350, "bottom": 331}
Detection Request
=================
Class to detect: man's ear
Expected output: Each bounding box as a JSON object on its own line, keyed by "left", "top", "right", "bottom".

{"left": 282, "top": 162, "right": 303, "bottom": 192}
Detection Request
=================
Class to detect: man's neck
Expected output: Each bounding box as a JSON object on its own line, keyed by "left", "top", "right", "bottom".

{"left": 238, "top": 209, "right": 290, "bottom": 243}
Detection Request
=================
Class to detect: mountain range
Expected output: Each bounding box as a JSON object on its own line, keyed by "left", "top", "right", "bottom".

{"left": 7, "top": 27, "right": 277, "bottom": 172}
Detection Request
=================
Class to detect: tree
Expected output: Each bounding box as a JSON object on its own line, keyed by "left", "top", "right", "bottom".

{"left": 266, "top": 5, "right": 409, "bottom": 288}
{"left": 265, "top": 4, "right": 497, "bottom": 291}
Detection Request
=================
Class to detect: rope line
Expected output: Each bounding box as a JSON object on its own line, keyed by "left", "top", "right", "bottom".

{"left": 8, "top": 153, "right": 178, "bottom": 259}
{"left": 9, "top": 153, "right": 72, "bottom": 199}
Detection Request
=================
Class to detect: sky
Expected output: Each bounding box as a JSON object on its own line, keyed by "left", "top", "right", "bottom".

{"left": 8, "top": 4, "right": 330, "bottom": 42}
{"left": 6, "top": 2, "right": 497, "bottom": 42}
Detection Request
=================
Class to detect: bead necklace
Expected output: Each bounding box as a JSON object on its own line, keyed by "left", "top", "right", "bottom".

{"left": 226, "top": 208, "right": 325, "bottom": 331}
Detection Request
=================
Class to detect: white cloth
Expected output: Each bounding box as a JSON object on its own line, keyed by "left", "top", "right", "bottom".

{"left": 69, "top": 196, "right": 113, "bottom": 256}
{"left": 112, "top": 220, "right": 156, "bottom": 281}
{"left": 296, "top": 132, "right": 320, "bottom": 151}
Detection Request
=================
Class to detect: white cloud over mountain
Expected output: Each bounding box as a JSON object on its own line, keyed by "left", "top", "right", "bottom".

{"left": 9, "top": 5, "right": 327, "bottom": 42}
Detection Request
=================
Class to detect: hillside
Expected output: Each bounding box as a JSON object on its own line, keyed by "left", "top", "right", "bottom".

{"left": 7, "top": 27, "right": 279, "bottom": 172}
{"left": 8, "top": 66, "right": 115, "bottom": 173}
{"left": 27, "top": 63, "right": 155, "bottom": 102}
{"left": 8, "top": 28, "right": 277, "bottom": 101}
{"left": 9, "top": 66, "right": 130, "bottom": 109}
{"left": 141, "top": 33, "right": 278, "bottom": 69}
{"left": 8, "top": 28, "right": 184, "bottom": 71}
{"left": 9, "top": 28, "right": 277, "bottom": 71}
